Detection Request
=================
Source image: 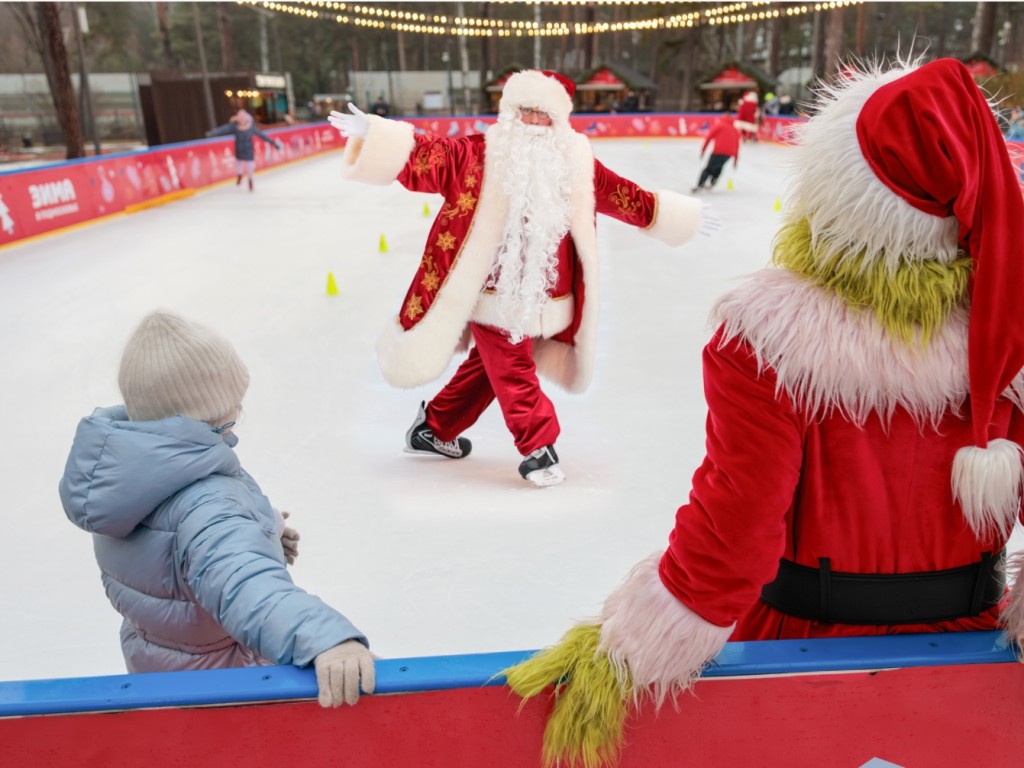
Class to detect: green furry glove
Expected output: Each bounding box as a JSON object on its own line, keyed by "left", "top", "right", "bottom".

{"left": 504, "top": 624, "right": 630, "bottom": 768}
{"left": 503, "top": 553, "right": 735, "bottom": 768}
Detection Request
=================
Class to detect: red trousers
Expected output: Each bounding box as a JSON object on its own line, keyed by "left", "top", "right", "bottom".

{"left": 425, "top": 322, "right": 560, "bottom": 456}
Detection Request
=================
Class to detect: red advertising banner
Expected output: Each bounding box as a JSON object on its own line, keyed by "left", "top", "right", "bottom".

{"left": 0, "top": 121, "right": 342, "bottom": 248}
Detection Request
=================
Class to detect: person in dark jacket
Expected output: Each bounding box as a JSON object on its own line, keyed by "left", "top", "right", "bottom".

{"left": 207, "top": 109, "right": 283, "bottom": 191}
{"left": 59, "top": 310, "right": 375, "bottom": 708}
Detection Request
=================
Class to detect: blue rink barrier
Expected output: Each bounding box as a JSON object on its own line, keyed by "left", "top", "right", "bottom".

{"left": 0, "top": 630, "right": 1016, "bottom": 717}
{"left": 1, "top": 632, "right": 1022, "bottom": 768}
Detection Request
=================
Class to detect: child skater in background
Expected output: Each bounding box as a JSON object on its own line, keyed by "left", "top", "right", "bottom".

{"left": 207, "top": 109, "right": 283, "bottom": 191}
{"left": 692, "top": 115, "right": 740, "bottom": 192}
{"left": 59, "top": 311, "right": 374, "bottom": 708}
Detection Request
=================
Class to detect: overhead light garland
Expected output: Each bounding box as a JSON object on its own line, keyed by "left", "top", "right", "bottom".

{"left": 239, "top": 1, "right": 862, "bottom": 36}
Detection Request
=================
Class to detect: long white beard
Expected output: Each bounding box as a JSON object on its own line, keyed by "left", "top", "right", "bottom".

{"left": 486, "top": 114, "right": 575, "bottom": 343}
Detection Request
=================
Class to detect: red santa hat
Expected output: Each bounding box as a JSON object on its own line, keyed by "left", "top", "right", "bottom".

{"left": 790, "top": 57, "right": 1024, "bottom": 538}
{"left": 499, "top": 69, "right": 575, "bottom": 122}
{"left": 856, "top": 59, "right": 1024, "bottom": 451}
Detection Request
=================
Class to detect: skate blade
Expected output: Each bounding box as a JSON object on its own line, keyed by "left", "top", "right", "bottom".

{"left": 402, "top": 446, "right": 464, "bottom": 459}
{"left": 525, "top": 466, "right": 565, "bottom": 487}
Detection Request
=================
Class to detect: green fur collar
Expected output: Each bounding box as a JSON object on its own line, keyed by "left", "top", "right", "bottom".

{"left": 772, "top": 218, "right": 971, "bottom": 344}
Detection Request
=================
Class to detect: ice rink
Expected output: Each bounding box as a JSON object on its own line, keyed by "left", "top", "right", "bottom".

{"left": 2, "top": 134, "right": 1020, "bottom": 683}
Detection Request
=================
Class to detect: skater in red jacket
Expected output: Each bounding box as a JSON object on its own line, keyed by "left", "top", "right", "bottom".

{"left": 692, "top": 117, "right": 740, "bottom": 192}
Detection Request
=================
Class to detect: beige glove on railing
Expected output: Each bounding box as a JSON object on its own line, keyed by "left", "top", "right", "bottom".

{"left": 314, "top": 639, "right": 375, "bottom": 707}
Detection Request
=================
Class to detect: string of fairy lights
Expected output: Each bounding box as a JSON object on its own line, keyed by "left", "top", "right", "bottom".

{"left": 238, "top": 1, "right": 861, "bottom": 37}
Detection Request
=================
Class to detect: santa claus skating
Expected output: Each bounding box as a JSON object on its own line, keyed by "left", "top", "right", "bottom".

{"left": 504, "top": 57, "right": 1024, "bottom": 767}
{"left": 330, "top": 70, "right": 709, "bottom": 486}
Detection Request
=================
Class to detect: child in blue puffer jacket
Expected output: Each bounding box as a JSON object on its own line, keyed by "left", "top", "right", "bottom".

{"left": 59, "top": 310, "right": 374, "bottom": 708}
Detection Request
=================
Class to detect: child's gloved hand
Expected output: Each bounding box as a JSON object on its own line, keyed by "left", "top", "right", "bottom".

{"left": 314, "top": 640, "right": 376, "bottom": 707}
{"left": 280, "top": 511, "right": 300, "bottom": 565}
{"left": 328, "top": 103, "right": 369, "bottom": 139}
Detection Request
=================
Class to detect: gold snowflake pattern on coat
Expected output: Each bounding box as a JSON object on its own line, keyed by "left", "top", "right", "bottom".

{"left": 421, "top": 270, "right": 441, "bottom": 292}
{"left": 435, "top": 231, "right": 457, "bottom": 252}
{"left": 440, "top": 191, "right": 478, "bottom": 225}
{"left": 404, "top": 295, "right": 425, "bottom": 321}
{"left": 609, "top": 183, "right": 643, "bottom": 222}
{"left": 412, "top": 144, "right": 446, "bottom": 176}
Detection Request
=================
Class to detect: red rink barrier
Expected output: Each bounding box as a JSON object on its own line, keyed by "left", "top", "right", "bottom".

{"left": 1, "top": 633, "right": 1022, "bottom": 767}
{"left": 0, "top": 114, "right": 795, "bottom": 250}
{"left": 0, "top": 121, "right": 342, "bottom": 248}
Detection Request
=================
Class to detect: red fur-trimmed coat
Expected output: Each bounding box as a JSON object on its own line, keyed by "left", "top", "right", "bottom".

{"left": 340, "top": 116, "right": 702, "bottom": 392}
{"left": 658, "top": 268, "right": 1024, "bottom": 641}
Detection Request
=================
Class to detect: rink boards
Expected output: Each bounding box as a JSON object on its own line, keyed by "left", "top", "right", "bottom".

{"left": 1, "top": 632, "right": 1022, "bottom": 767}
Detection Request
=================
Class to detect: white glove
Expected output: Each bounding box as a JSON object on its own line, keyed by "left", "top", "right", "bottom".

{"left": 314, "top": 640, "right": 375, "bottom": 707}
{"left": 698, "top": 202, "right": 721, "bottom": 237}
{"left": 280, "top": 511, "right": 299, "bottom": 565}
{"left": 328, "top": 103, "right": 369, "bottom": 139}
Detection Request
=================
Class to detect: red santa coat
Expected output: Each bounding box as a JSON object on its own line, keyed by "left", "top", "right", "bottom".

{"left": 735, "top": 96, "right": 759, "bottom": 134}
{"left": 657, "top": 269, "right": 1024, "bottom": 640}
{"left": 339, "top": 116, "right": 701, "bottom": 392}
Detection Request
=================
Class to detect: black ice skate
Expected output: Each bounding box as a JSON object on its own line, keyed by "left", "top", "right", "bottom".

{"left": 518, "top": 445, "right": 564, "bottom": 487}
{"left": 236, "top": 174, "right": 242, "bottom": 186}
{"left": 248, "top": 178, "right": 254, "bottom": 192}
{"left": 404, "top": 401, "right": 471, "bottom": 459}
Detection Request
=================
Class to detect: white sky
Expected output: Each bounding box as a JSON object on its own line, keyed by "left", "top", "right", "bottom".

{"left": 1, "top": 137, "right": 1020, "bottom": 682}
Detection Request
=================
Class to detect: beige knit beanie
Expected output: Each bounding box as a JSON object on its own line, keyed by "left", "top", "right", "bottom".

{"left": 118, "top": 311, "right": 249, "bottom": 424}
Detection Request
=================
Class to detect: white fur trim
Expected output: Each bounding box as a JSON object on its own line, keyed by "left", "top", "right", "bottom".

{"left": 499, "top": 70, "right": 574, "bottom": 122}
{"left": 712, "top": 269, "right": 977, "bottom": 427}
{"left": 788, "top": 63, "right": 960, "bottom": 272}
{"left": 999, "top": 551, "right": 1024, "bottom": 654}
{"left": 339, "top": 116, "right": 416, "bottom": 185}
{"left": 733, "top": 120, "right": 758, "bottom": 134}
{"left": 375, "top": 157, "right": 504, "bottom": 387}
{"left": 598, "top": 552, "right": 734, "bottom": 708}
{"left": 951, "top": 440, "right": 1024, "bottom": 540}
{"left": 644, "top": 191, "right": 702, "bottom": 246}
{"left": 471, "top": 292, "right": 574, "bottom": 339}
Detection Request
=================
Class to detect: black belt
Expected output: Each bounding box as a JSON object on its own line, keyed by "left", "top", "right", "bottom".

{"left": 760, "top": 551, "right": 1005, "bottom": 625}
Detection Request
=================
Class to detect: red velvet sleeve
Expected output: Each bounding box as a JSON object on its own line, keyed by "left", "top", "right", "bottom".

{"left": 658, "top": 327, "right": 806, "bottom": 627}
{"left": 395, "top": 134, "right": 482, "bottom": 197}
{"left": 593, "top": 159, "right": 658, "bottom": 228}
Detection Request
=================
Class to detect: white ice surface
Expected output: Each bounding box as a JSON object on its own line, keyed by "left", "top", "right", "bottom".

{"left": 1, "top": 137, "right": 1020, "bottom": 682}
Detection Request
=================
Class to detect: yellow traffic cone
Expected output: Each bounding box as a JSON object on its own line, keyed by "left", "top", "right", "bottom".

{"left": 326, "top": 272, "right": 339, "bottom": 296}
{"left": 379, "top": 234, "right": 389, "bottom": 253}
{"left": 774, "top": 197, "right": 782, "bottom": 212}
{"left": 726, "top": 177, "right": 734, "bottom": 191}
{"left": 422, "top": 202, "right": 431, "bottom": 217}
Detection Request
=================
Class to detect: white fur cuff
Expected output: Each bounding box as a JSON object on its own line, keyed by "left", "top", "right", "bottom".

{"left": 340, "top": 116, "right": 416, "bottom": 186}
{"left": 598, "top": 552, "right": 734, "bottom": 708}
{"left": 644, "top": 191, "right": 703, "bottom": 246}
